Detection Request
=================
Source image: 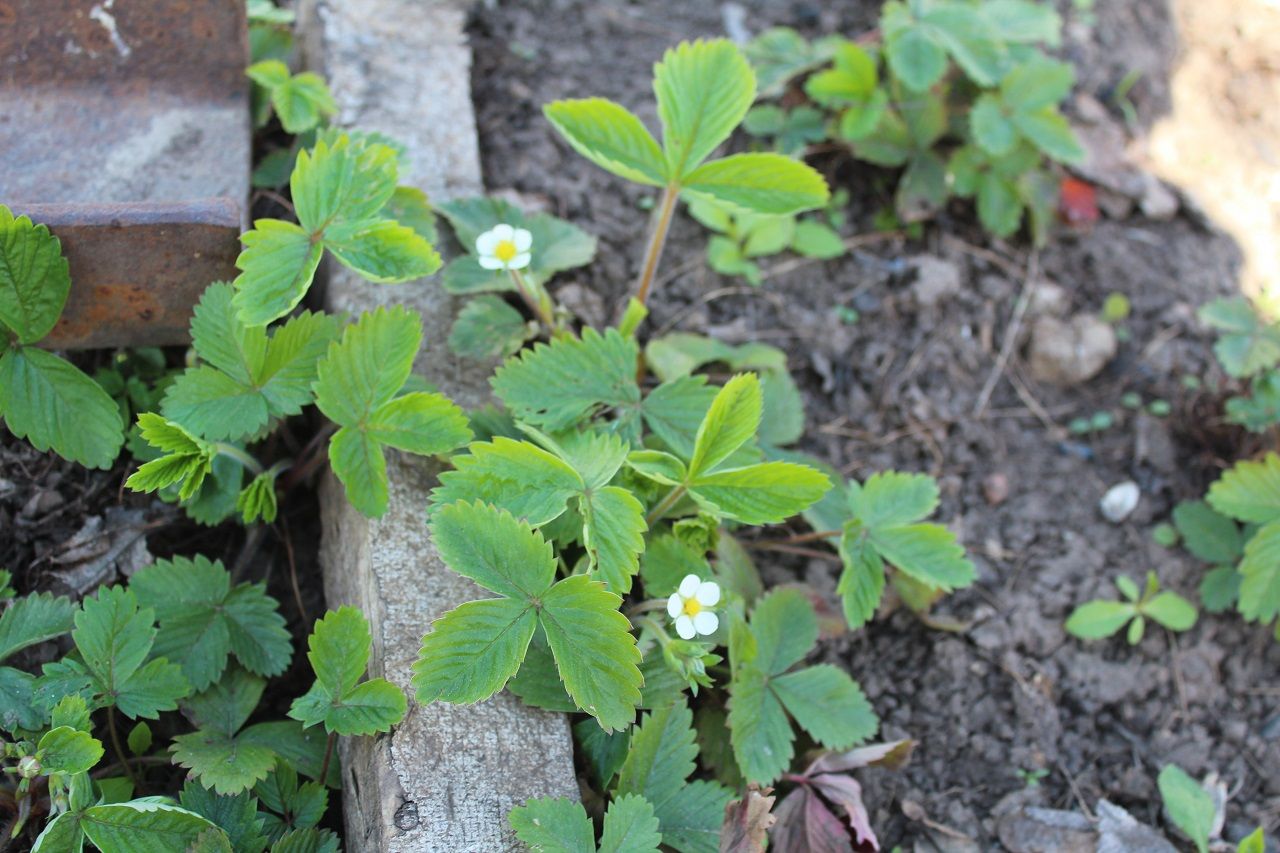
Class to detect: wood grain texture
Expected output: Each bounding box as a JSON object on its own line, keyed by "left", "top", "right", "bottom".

{"left": 301, "top": 1, "right": 579, "bottom": 849}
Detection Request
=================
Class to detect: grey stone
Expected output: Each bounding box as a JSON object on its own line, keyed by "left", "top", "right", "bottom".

{"left": 1095, "top": 799, "right": 1178, "bottom": 853}
{"left": 910, "top": 255, "right": 963, "bottom": 308}
{"left": 300, "top": 1, "right": 578, "bottom": 849}
{"left": 1027, "top": 314, "right": 1118, "bottom": 385}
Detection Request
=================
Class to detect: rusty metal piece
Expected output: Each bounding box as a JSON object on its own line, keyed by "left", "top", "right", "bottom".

{"left": 0, "top": 0, "right": 250, "bottom": 349}
{"left": 24, "top": 200, "right": 242, "bottom": 350}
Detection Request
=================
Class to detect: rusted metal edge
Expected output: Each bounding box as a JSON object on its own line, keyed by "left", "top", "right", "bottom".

{"left": 18, "top": 199, "right": 243, "bottom": 350}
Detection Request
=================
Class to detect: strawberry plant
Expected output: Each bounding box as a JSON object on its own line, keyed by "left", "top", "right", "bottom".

{"left": 727, "top": 0, "right": 1082, "bottom": 248}
{"left": 1065, "top": 571, "right": 1198, "bottom": 645}
{"left": 2, "top": 28, "right": 983, "bottom": 850}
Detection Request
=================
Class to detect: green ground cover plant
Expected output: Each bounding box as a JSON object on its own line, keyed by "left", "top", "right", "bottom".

{"left": 0, "top": 22, "right": 984, "bottom": 852}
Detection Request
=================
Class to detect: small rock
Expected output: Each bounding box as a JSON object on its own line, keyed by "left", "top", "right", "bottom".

{"left": 1026, "top": 279, "right": 1069, "bottom": 318}
{"left": 910, "top": 256, "right": 963, "bottom": 308}
{"left": 1100, "top": 481, "right": 1141, "bottom": 523}
{"left": 982, "top": 473, "right": 1010, "bottom": 506}
{"left": 1139, "top": 173, "right": 1180, "bottom": 220}
{"left": 1134, "top": 414, "right": 1178, "bottom": 474}
{"left": 1095, "top": 800, "right": 1178, "bottom": 853}
{"left": 1027, "top": 314, "right": 1117, "bottom": 384}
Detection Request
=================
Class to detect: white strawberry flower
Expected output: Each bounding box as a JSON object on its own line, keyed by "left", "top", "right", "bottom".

{"left": 666, "top": 574, "right": 721, "bottom": 640}
{"left": 475, "top": 223, "right": 532, "bottom": 271}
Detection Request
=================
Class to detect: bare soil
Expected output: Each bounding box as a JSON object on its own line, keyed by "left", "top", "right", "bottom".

{"left": 469, "top": 0, "right": 1279, "bottom": 847}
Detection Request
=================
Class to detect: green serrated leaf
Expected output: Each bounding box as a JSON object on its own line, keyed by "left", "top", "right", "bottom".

{"left": 80, "top": 801, "right": 221, "bottom": 853}
{"left": 231, "top": 220, "right": 325, "bottom": 329}
{"left": 0, "top": 347, "right": 124, "bottom": 469}
{"left": 431, "top": 500, "right": 558, "bottom": 598}
{"left": 727, "top": 665, "right": 793, "bottom": 784}
{"left": 509, "top": 797, "right": 594, "bottom": 853}
{"left": 600, "top": 794, "right": 663, "bottom": 853}
{"left": 449, "top": 295, "right": 528, "bottom": 360}
{"left": 1238, "top": 520, "right": 1280, "bottom": 624}
{"left": 38, "top": 726, "right": 104, "bottom": 775}
{"left": 1207, "top": 453, "right": 1280, "bottom": 524}
{"left": 771, "top": 664, "right": 876, "bottom": 748}
{"left": 324, "top": 218, "right": 441, "bottom": 282}
{"left": 492, "top": 328, "right": 640, "bottom": 431}
{"left": 580, "top": 486, "right": 647, "bottom": 594}
{"left": 689, "top": 461, "right": 831, "bottom": 525}
{"left": 688, "top": 373, "right": 761, "bottom": 478}
{"left": 682, "top": 154, "right": 830, "bottom": 216}
{"left": 0, "top": 591, "right": 75, "bottom": 661}
{"left": 1201, "top": 297, "right": 1280, "bottom": 378}
{"left": 410, "top": 597, "right": 537, "bottom": 706}
{"left": 1142, "top": 591, "right": 1198, "bottom": 631}
{"left": 0, "top": 205, "right": 71, "bottom": 343}
{"left": 655, "top": 39, "right": 756, "bottom": 179}
{"left": 748, "top": 588, "right": 818, "bottom": 677}
{"left": 544, "top": 98, "right": 668, "bottom": 186}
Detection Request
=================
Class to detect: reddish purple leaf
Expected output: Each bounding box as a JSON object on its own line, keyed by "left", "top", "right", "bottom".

{"left": 805, "top": 739, "right": 915, "bottom": 775}
{"left": 809, "top": 773, "right": 878, "bottom": 850}
{"left": 719, "top": 785, "right": 776, "bottom": 852}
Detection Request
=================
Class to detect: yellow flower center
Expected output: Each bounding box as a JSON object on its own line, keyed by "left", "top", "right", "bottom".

{"left": 494, "top": 239, "right": 518, "bottom": 262}
{"left": 682, "top": 597, "right": 703, "bottom": 617}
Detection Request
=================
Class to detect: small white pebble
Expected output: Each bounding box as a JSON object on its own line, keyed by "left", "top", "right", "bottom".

{"left": 1100, "top": 481, "right": 1140, "bottom": 523}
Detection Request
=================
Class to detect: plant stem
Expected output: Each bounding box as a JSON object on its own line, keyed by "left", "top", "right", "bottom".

{"left": 748, "top": 529, "right": 842, "bottom": 547}
{"left": 106, "top": 707, "right": 136, "bottom": 789}
{"left": 645, "top": 484, "right": 687, "bottom": 527}
{"left": 319, "top": 732, "right": 337, "bottom": 783}
{"left": 213, "top": 442, "right": 265, "bottom": 477}
{"left": 633, "top": 184, "right": 679, "bottom": 307}
{"left": 508, "top": 268, "right": 558, "bottom": 334}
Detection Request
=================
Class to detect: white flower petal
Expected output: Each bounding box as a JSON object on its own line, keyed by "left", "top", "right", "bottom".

{"left": 693, "top": 611, "right": 719, "bottom": 636}
{"left": 678, "top": 574, "right": 701, "bottom": 598}
{"left": 492, "top": 223, "right": 515, "bottom": 241}
{"left": 674, "top": 614, "right": 696, "bottom": 640}
{"left": 513, "top": 228, "right": 533, "bottom": 252}
{"left": 695, "top": 581, "right": 721, "bottom": 607}
{"left": 477, "top": 255, "right": 505, "bottom": 270}
{"left": 475, "top": 230, "right": 500, "bottom": 256}
{"left": 667, "top": 594, "right": 684, "bottom": 619}
{"left": 509, "top": 252, "right": 532, "bottom": 270}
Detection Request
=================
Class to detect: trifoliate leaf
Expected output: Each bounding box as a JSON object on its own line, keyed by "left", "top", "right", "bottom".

{"left": 544, "top": 98, "right": 668, "bottom": 186}
{"left": 491, "top": 328, "right": 641, "bottom": 431}
{"left": 653, "top": 39, "right": 756, "bottom": 179}
{"left": 253, "top": 764, "right": 327, "bottom": 842}
{"left": 682, "top": 154, "right": 829, "bottom": 216}
{"left": 0, "top": 205, "right": 71, "bottom": 343}
{"left": 80, "top": 801, "right": 222, "bottom": 852}
{"left": 291, "top": 135, "right": 399, "bottom": 234}
{"left": 509, "top": 797, "right": 595, "bottom": 853}
{"left": 1200, "top": 297, "right": 1280, "bottom": 378}
{"left": 728, "top": 665, "right": 794, "bottom": 785}
{"left": 1207, "top": 453, "right": 1280, "bottom": 524}
{"left": 599, "top": 794, "right": 663, "bottom": 853}
{"left": 246, "top": 61, "right": 336, "bottom": 134}
{"left": 37, "top": 725, "right": 104, "bottom": 775}
{"left": 131, "top": 555, "right": 291, "bottom": 691}
{"left": 981, "top": 0, "right": 1062, "bottom": 45}
{"left": 0, "top": 591, "right": 75, "bottom": 661}
{"left": 289, "top": 606, "right": 407, "bottom": 736}
{"left": 882, "top": 4, "right": 948, "bottom": 91}
{"left": 237, "top": 467, "right": 280, "bottom": 524}
{"left": 433, "top": 436, "right": 581, "bottom": 524}
{"left": 163, "top": 366, "right": 272, "bottom": 441}
{"left": 1157, "top": 765, "right": 1214, "bottom": 853}
{"left": 172, "top": 669, "right": 277, "bottom": 795}
{"left": 314, "top": 306, "right": 471, "bottom": 516}
{"left": 1238, "top": 520, "right": 1280, "bottom": 624}
{"left": 745, "top": 27, "right": 837, "bottom": 98}
{"left": 231, "top": 219, "right": 325, "bottom": 328}
{"left": 126, "top": 414, "right": 217, "bottom": 500}
{"left": 0, "top": 347, "right": 124, "bottom": 469}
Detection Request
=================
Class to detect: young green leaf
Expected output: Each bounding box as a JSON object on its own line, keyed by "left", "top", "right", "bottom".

{"left": 246, "top": 60, "right": 337, "bottom": 134}
{"left": 0, "top": 205, "right": 71, "bottom": 344}
{"left": 617, "top": 701, "right": 732, "bottom": 853}
{"left": 1143, "top": 592, "right": 1198, "bottom": 631}
{"left": 413, "top": 502, "right": 642, "bottom": 731}
{"left": 253, "top": 764, "right": 327, "bottom": 843}
{"left": 543, "top": 98, "right": 669, "bottom": 186}
{"left": 42, "top": 585, "right": 189, "bottom": 719}
{"left": 654, "top": 39, "right": 757, "bottom": 180}
{"left": 682, "top": 154, "right": 830, "bottom": 216}
{"left": 599, "top": 795, "right": 663, "bottom": 853}
{"left": 125, "top": 414, "right": 218, "bottom": 500}
{"left": 0, "top": 346, "right": 125, "bottom": 469}
{"left": 491, "top": 328, "right": 641, "bottom": 432}
{"left": 1200, "top": 297, "right": 1280, "bottom": 378}
{"left": 1157, "top": 765, "right": 1215, "bottom": 853}
{"left": 1064, "top": 600, "right": 1136, "bottom": 639}
{"left": 37, "top": 725, "right": 104, "bottom": 775}
{"left": 313, "top": 306, "right": 472, "bottom": 516}
{"left": 131, "top": 554, "right": 292, "bottom": 691}
{"left": 289, "top": 606, "right": 407, "bottom": 736}
{"left": 172, "top": 667, "right": 278, "bottom": 794}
